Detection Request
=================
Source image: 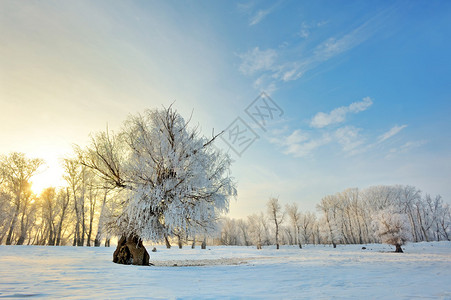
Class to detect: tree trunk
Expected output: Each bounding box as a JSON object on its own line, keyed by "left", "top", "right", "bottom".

{"left": 56, "top": 220, "right": 63, "bottom": 246}
{"left": 201, "top": 236, "right": 207, "bottom": 249}
{"left": 191, "top": 237, "right": 196, "bottom": 249}
{"left": 105, "top": 238, "right": 110, "bottom": 247}
{"left": 113, "top": 235, "right": 150, "bottom": 266}
{"left": 177, "top": 235, "right": 183, "bottom": 249}
{"left": 395, "top": 244, "right": 403, "bottom": 253}
{"left": 94, "top": 191, "right": 108, "bottom": 247}
{"left": 16, "top": 235, "right": 25, "bottom": 245}
{"left": 94, "top": 232, "right": 101, "bottom": 247}
{"left": 87, "top": 217, "right": 93, "bottom": 247}
{"left": 164, "top": 235, "right": 171, "bottom": 249}
{"left": 6, "top": 212, "right": 18, "bottom": 245}
{"left": 16, "top": 211, "right": 28, "bottom": 245}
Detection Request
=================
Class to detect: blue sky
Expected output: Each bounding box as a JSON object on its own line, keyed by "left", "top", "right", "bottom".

{"left": 1, "top": 1, "right": 450, "bottom": 217}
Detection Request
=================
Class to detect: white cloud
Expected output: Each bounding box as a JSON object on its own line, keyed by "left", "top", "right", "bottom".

{"left": 248, "top": 2, "right": 281, "bottom": 26}
{"left": 269, "top": 129, "right": 332, "bottom": 158}
{"left": 243, "top": 10, "right": 390, "bottom": 89}
{"left": 283, "top": 134, "right": 332, "bottom": 158}
{"left": 252, "top": 74, "right": 277, "bottom": 93}
{"left": 310, "top": 108, "right": 347, "bottom": 128}
{"left": 281, "top": 69, "right": 299, "bottom": 81}
{"left": 285, "top": 129, "right": 309, "bottom": 145}
{"left": 249, "top": 9, "right": 272, "bottom": 26}
{"left": 239, "top": 47, "right": 277, "bottom": 75}
{"left": 310, "top": 97, "right": 373, "bottom": 128}
{"left": 349, "top": 97, "right": 373, "bottom": 113}
{"left": 378, "top": 124, "right": 407, "bottom": 143}
{"left": 334, "top": 126, "right": 364, "bottom": 153}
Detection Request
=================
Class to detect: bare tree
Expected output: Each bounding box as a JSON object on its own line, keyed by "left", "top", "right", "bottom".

{"left": 40, "top": 187, "right": 57, "bottom": 245}
{"left": 63, "top": 158, "right": 83, "bottom": 246}
{"left": 237, "top": 219, "right": 250, "bottom": 246}
{"left": 0, "top": 153, "right": 43, "bottom": 245}
{"left": 267, "top": 197, "right": 284, "bottom": 249}
{"left": 247, "top": 213, "right": 264, "bottom": 249}
{"left": 286, "top": 203, "right": 302, "bottom": 248}
{"left": 317, "top": 195, "right": 342, "bottom": 248}
{"left": 94, "top": 187, "right": 112, "bottom": 247}
{"left": 220, "top": 218, "right": 239, "bottom": 245}
{"left": 299, "top": 212, "right": 316, "bottom": 245}
{"left": 55, "top": 188, "right": 71, "bottom": 246}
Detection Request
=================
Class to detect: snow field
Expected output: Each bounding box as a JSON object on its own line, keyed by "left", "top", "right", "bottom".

{"left": 0, "top": 242, "right": 450, "bottom": 299}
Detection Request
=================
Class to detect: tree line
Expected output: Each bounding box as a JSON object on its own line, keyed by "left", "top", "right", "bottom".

{"left": 0, "top": 152, "right": 118, "bottom": 246}
{"left": 217, "top": 185, "right": 450, "bottom": 249}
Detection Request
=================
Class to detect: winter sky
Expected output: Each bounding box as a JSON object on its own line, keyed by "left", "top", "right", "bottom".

{"left": 1, "top": 1, "right": 450, "bottom": 218}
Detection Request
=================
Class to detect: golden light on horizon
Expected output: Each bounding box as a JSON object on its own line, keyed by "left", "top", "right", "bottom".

{"left": 30, "top": 155, "right": 66, "bottom": 196}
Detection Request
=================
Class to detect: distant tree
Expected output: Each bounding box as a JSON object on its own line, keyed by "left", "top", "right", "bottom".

{"left": 0, "top": 190, "right": 12, "bottom": 244}
{"left": 0, "top": 152, "right": 43, "bottom": 245}
{"left": 63, "top": 158, "right": 83, "bottom": 246}
{"left": 55, "top": 188, "right": 71, "bottom": 246}
{"left": 237, "top": 219, "right": 250, "bottom": 246}
{"left": 267, "top": 197, "right": 284, "bottom": 249}
{"left": 317, "top": 195, "right": 342, "bottom": 248}
{"left": 94, "top": 187, "right": 112, "bottom": 247}
{"left": 220, "top": 218, "right": 239, "bottom": 246}
{"left": 77, "top": 106, "right": 236, "bottom": 265}
{"left": 372, "top": 207, "right": 411, "bottom": 253}
{"left": 40, "top": 187, "right": 57, "bottom": 245}
{"left": 286, "top": 203, "right": 302, "bottom": 248}
{"left": 247, "top": 213, "right": 264, "bottom": 249}
{"left": 299, "top": 212, "right": 316, "bottom": 245}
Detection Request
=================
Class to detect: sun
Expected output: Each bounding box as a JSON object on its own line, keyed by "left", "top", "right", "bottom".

{"left": 30, "top": 163, "right": 65, "bottom": 195}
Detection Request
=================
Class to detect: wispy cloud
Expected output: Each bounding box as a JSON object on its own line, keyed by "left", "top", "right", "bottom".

{"left": 276, "top": 19, "right": 378, "bottom": 82}
{"left": 378, "top": 124, "right": 407, "bottom": 143}
{"left": 298, "top": 21, "right": 328, "bottom": 39}
{"left": 386, "top": 140, "right": 427, "bottom": 158}
{"left": 282, "top": 132, "right": 331, "bottom": 158}
{"left": 249, "top": 9, "right": 272, "bottom": 26}
{"left": 310, "top": 97, "right": 372, "bottom": 128}
{"left": 239, "top": 47, "right": 277, "bottom": 75}
{"left": 334, "top": 126, "right": 364, "bottom": 154}
{"left": 239, "top": 7, "right": 394, "bottom": 91}
{"left": 248, "top": 2, "right": 281, "bottom": 26}
{"left": 271, "top": 125, "right": 366, "bottom": 158}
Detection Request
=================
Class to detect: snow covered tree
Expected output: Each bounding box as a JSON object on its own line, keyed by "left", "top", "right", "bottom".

{"left": 237, "top": 219, "right": 251, "bottom": 246}
{"left": 247, "top": 213, "right": 264, "bottom": 249}
{"left": 299, "top": 211, "right": 316, "bottom": 245}
{"left": 317, "top": 195, "right": 343, "bottom": 248}
{"left": 286, "top": 203, "right": 302, "bottom": 248}
{"left": 0, "top": 152, "right": 43, "bottom": 245}
{"left": 267, "top": 197, "right": 284, "bottom": 249}
{"left": 77, "top": 106, "right": 236, "bottom": 265}
{"left": 372, "top": 207, "right": 411, "bottom": 253}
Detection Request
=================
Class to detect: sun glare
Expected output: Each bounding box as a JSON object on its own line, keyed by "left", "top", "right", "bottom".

{"left": 30, "top": 160, "right": 65, "bottom": 196}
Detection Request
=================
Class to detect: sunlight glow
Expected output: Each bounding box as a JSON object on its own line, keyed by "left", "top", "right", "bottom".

{"left": 30, "top": 156, "right": 65, "bottom": 196}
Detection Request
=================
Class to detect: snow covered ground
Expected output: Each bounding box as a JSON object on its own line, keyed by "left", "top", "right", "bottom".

{"left": 0, "top": 242, "right": 450, "bottom": 299}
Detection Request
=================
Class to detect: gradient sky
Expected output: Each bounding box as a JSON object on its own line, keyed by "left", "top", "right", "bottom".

{"left": 1, "top": 1, "right": 450, "bottom": 218}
